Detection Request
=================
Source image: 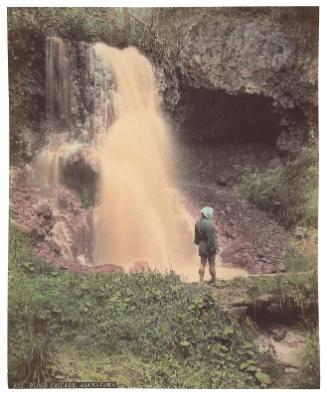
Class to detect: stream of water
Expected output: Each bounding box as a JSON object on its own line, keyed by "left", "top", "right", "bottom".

{"left": 35, "top": 37, "right": 249, "bottom": 282}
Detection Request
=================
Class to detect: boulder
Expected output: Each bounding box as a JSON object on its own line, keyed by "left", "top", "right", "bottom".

{"left": 215, "top": 175, "right": 229, "bottom": 187}
{"left": 268, "top": 324, "right": 287, "bottom": 342}
{"left": 129, "top": 260, "right": 151, "bottom": 273}
{"left": 73, "top": 264, "right": 125, "bottom": 273}
{"left": 31, "top": 203, "right": 55, "bottom": 240}
{"left": 92, "top": 264, "right": 125, "bottom": 273}
{"left": 228, "top": 306, "right": 248, "bottom": 319}
{"left": 255, "top": 293, "right": 275, "bottom": 307}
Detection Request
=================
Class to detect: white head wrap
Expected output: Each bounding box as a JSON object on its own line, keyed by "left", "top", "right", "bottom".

{"left": 201, "top": 206, "right": 214, "bottom": 220}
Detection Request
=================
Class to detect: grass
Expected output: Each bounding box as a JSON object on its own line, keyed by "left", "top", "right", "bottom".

{"left": 276, "top": 327, "right": 320, "bottom": 389}
{"left": 234, "top": 166, "right": 283, "bottom": 213}
{"left": 216, "top": 238, "right": 318, "bottom": 313}
{"left": 218, "top": 271, "right": 317, "bottom": 310}
{"left": 218, "top": 257, "right": 318, "bottom": 311}
{"left": 8, "top": 224, "right": 281, "bottom": 388}
{"left": 8, "top": 223, "right": 320, "bottom": 388}
{"left": 293, "top": 328, "right": 320, "bottom": 388}
{"left": 8, "top": 226, "right": 59, "bottom": 384}
{"left": 234, "top": 144, "right": 318, "bottom": 229}
{"left": 285, "top": 246, "right": 316, "bottom": 273}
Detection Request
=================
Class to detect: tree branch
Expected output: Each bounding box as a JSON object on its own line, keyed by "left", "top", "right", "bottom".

{"left": 123, "top": 9, "right": 158, "bottom": 41}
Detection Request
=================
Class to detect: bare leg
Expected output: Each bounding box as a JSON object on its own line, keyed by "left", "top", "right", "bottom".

{"left": 209, "top": 255, "right": 216, "bottom": 283}
{"left": 209, "top": 265, "right": 216, "bottom": 283}
{"left": 199, "top": 257, "right": 206, "bottom": 283}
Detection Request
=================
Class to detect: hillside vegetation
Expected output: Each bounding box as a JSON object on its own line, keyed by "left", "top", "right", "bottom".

{"left": 8, "top": 224, "right": 320, "bottom": 388}
{"left": 9, "top": 225, "right": 283, "bottom": 388}
{"left": 234, "top": 144, "right": 318, "bottom": 229}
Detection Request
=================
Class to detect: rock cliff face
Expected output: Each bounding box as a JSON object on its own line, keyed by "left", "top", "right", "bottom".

{"left": 155, "top": 66, "right": 181, "bottom": 114}
{"left": 176, "top": 8, "right": 318, "bottom": 108}
{"left": 9, "top": 8, "right": 318, "bottom": 152}
{"left": 168, "top": 7, "right": 318, "bottom": 146}
{"left": 46, "top": 38, "right": 115, "bottom": 139}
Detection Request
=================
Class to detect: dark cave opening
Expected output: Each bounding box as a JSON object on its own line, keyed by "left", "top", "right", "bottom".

{"left": 61, "top": 158, "right": 98, "bottom": 208}
{"left": 247, "top": 302, "right": 318, "bottom": 328}
{"left": 176, "top": 87, "right": 283, "bottom": 144}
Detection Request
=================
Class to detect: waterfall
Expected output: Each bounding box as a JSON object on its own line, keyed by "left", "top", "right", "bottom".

{"left": 37, "top": 38, "right": 196, "bottom": 277}
{"left": 92, "top": 44, "right": 195, "bottom": 272}
{"left": 46, "top": 37, "right": 71, "bottom": 129}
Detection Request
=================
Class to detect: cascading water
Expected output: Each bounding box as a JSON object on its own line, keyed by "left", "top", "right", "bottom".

{"left": 46, "top": 37, "right": 71, "bottom": 129}
{"left": 92, "top": 44, "right": 195, "bottom": 273}
{"left": 12, "top": 36, "right": 251, "bottom": 281}
{"left": 35, "top": 38, "right": 198, "bottom": 278}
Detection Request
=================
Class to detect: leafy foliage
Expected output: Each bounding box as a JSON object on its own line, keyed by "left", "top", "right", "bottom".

{"left": 234, "top": 144, "right": 318, "bottom": 229}
{"left": 8, "top": 223, "right": 319, "bottom": 388}
{"left": 8, "top": 225, "right": 59, "bottom": 385}
{"left": 277, "top": 328, "right": 320, "bottom": 389}
{"left": 292, "top": 328, "right": 320, "bottom": 388}
{"left": 8, "top": 225, "right": 279, "bottom": 388}
{"left": 222, "top": 268, "right": 318, "bottom": 310}
{"left": 234, "top": 165, "right": 283, "bottom": 212}
{"left": 285, "top": 246, "right": 316, "bottom": 273}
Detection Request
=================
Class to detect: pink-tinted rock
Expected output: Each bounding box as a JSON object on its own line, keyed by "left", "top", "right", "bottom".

{"left": 183, "top": 184, "right": 290, "bottom": 274}
{"left": 36, "top": 204, "right": 52, "bottom": 218}
{"left": 92, "top": 264, "right": 125, "bottom": 273}
{"left": 31, "top": 203, "right": 55, "bottom": 240}
{"left": 10, "top": 167, "right": 94, "bottom": 273}
{"left": 129, "top": 260, "right": 151, "bottom": 273}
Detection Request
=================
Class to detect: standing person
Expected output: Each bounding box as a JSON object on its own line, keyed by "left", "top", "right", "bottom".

{"left": 194, "top": 206, "right": 219, "bottom": 283}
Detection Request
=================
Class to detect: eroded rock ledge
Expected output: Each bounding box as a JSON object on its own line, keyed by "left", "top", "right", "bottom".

{"left": 175, "top": 8, "right": 318, "bottom": 110}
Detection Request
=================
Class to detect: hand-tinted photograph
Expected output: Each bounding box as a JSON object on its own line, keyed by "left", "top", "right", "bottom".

{"left": 7, "top": 6, "right": 319, "bottom": 389}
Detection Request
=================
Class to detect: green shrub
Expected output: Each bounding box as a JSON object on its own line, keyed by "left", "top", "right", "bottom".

{"left": 293, "top": 328, "right": 320, "bottom": 388}
{"left": 234, "top": 144, "right": 318, "bottom": 229}
{"left": 8, "top": 226, "right": 58, "bottom": 385}
{"left": 280, "top": 145, "right": 318, "bottom": 228}
{"left": 285, "top": 246, "right": 317, "bottom": 273}
{"left": 224, "top": 269, "right": 318, "bottom": 310}
{"left": 278, "top": 328, "right": 320, "bottom": 389}
{"left": 8, "top": 272, "right": 58, "bottom": 386}
{"left": 234, "top": 166, "right": 283, "bottom": 212}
